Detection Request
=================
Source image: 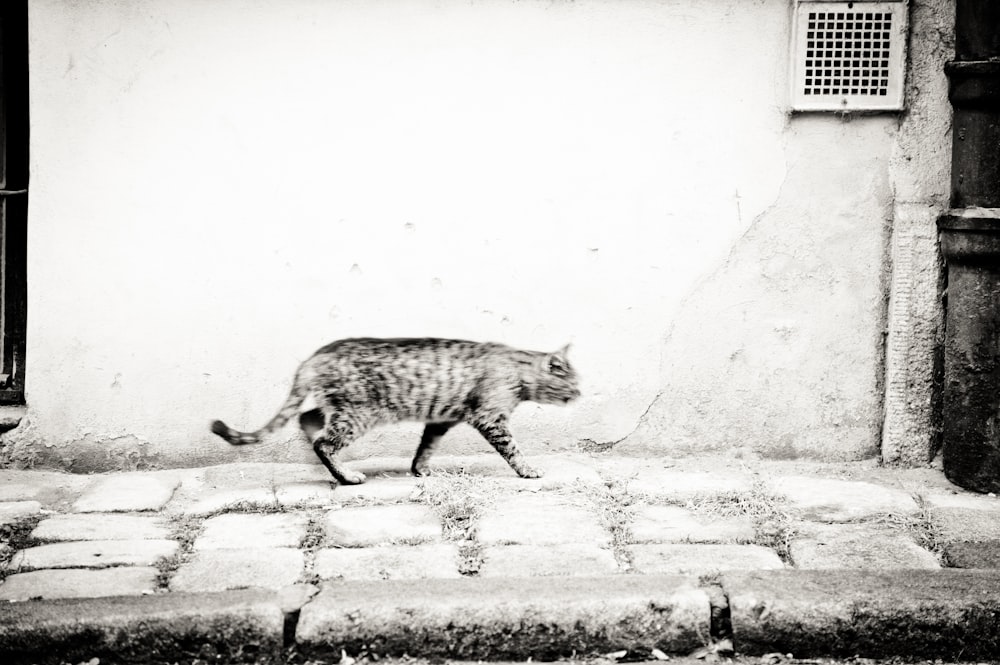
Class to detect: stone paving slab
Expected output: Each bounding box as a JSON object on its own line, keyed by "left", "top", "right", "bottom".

{"left": 0, "top": 500, "right": 42, "bottom": 527}
{"left": 423, "top": 454, "right": 604, "bottom": 490}
{"left": 266, "top": 462, "right": 334, "bottom": 485}
{"left": 165, "top": 464, "right": 282, "bottom": 515}
{"left": 73, "top": 473, "right": 180, "bottom": 513}
{"left": 333, "top": 476, "right": 422, "bottom": 503}
{"left": 943, "top": 540, "right": 1000, "bottom": 568}
{"left": 296, "top": 576, "right": 710, "bottom": 661}
{"left": 721, "top": 569, "right": 1000, "bottom": 660}
{"left": 789, "top": 523, "right": 940, "bottom": 569}
{"left": 626, "top": 469, "right": 754, "bottom": 501}
{"left": 194, "top": 512, "right": 310, "bottom": 550}
{"left": 169, "top": 548, "right": 305, "bottom": 593}
{"left": 921, "top": 488, "right": 1000, "bottom": 511}
{"left": 314, "top": 544, "right": 462, "bottom": 581}
{"left": 929, "top": 505, "right": 1000, "bottom": 542}
{"left": 629, "top": 544, "right": 784, "bottom": 575}
{"left": 0, "top": 566, "right": 160, "bottom": 601}
{"left": 770, "top": 475, "right": 919, "bottom": 522}
{"left": 324, "top": 504, "right": 441, "bottom": 547}
{"left": 336, "top": 457, "right": 417, "bottom": 478}
{"left": 196, "top": 462, "right": 283, "bottom": 486}
{"left": 275, "top": 481, "right": 338, "bottom": 508}
{"left": 0, "top": 588, "right": 286, "bottom": 665}
{"left": 630, "top": 505, "right": 755, "bottom": 544}
{"left": 479, "top": 543, "right": 619, "bottom": 577}
{"left": 6, "top": 539, "right": 178, "bottom": 571}
{"left": 477, "top": 493, "right": 610, "bottom": 546}
{"left": 30, "top": 513, "right": 171, "bottom": 541}
{"left": 0, "top": 469, "right": 94, "bottom": 508}
{"left": 857, "top": 464, "right": 962, "bottom": 495}
{"left": 176, "top": 487, "right": 279, "bottom": 517}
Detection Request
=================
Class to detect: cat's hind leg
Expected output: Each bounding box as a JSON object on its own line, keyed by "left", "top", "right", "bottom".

{"left": 298, "top": 409, "right": 325, "bottom": 439}
{"left": 308, "top": 413, "right": 370, "bottom": 485}
{"left": 469, "top": 414, "right": 543, "bottom": 479}
{"left": 411, "top": 421, "right": 458, "bottom": 477}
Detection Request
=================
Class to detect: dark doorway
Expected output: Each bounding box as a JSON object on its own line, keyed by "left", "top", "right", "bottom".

{"left": 0, "top": 1, "right": 28, "bottom": 404}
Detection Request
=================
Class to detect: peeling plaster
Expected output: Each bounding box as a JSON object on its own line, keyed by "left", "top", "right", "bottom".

{"left": 615, "top": 116, "right": 895, "bottom": 461}
{"left": 1, "top": 417, "right": 162, "bottom": 472}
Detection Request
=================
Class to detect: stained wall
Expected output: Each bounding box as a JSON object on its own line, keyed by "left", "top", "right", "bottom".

{"left": 6, "top": 0, "right": 951, "bottom": 470}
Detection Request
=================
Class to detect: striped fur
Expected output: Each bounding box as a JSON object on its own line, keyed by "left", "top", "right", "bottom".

{"left": 211, "top": 337, "right": 580, "bottom": 484}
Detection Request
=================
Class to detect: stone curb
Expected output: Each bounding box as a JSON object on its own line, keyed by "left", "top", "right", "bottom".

{"left": 721, "top": 569, "right": 1000, "bottom": 660}
{"left": 295, "top": 575, "right": 711, "bottom": 661}
{"left": 0, "top": 588, "right": 287, "bottom": 665}
{"left": 0, "top": 576, "right": 714, "bottom": 664}
{"left": 6, "top": 572, "right": 1000, "bottom": 663}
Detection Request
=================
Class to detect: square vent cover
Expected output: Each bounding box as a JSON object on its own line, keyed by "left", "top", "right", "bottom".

{"left": 791, "top": 0, "right": 909, "bottom": 111}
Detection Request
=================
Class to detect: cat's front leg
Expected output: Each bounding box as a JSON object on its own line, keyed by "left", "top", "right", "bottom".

{"left": 470, "top": 414, "right": 543, "bottom": 479}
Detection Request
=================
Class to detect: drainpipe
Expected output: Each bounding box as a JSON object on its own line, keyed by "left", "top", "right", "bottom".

{"left": 937, "top": 0, "right": 1000, "bottom": 492}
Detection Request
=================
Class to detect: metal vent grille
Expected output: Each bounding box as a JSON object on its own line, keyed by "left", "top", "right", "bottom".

{"left": 791, "top": 1, "right": 908, "bottom": 111}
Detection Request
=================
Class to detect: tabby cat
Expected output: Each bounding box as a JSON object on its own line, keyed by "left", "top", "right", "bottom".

{"left": 211, "top": 337, "right": 580, "bottom": 484}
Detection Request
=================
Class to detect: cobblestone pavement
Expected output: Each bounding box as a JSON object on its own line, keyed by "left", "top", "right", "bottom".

{"left": 3, "top": 452, "right": 1000, "bottom": 662}
{"left": 2, "top": 452, "right": 998, "bottom": 600}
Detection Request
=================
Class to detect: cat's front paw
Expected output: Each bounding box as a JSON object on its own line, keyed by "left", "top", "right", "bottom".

{"left": 411, "top": 464, "right": 432, "bottom": 478}
{"left": 515, "top": 465, "right": 544, "bottom": 479}
{"left": 336, "top": 470, "right": 367, "bottom": 485}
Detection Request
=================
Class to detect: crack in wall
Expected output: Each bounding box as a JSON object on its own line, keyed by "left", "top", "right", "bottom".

{"left": 580, "top": 389, "right": 667, "bottom": 452}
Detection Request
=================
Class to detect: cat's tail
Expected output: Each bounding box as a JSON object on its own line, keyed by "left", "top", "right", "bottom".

{"left": 210, "top": 368, "right": 311, "bottom": 446}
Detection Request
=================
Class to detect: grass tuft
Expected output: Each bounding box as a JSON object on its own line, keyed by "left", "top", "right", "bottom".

{"left": 298, "top": 511, "right": 327, "bottom": 586}
{"left": 867, "top": 494, "right": 946, "bottom": 563}
{"left": 684, "top": 479, "right": 797, "bottom": 563}
{"left": 154, "top": 514, "right": 204, "bottom": 590}
{"left": 0, "top": 514, "right": 44, "bottom": 580}
{"left": 299, "top": 513, "right": 326, "bottom": 551}
{"left": 418, "top": 472, "right": 502, "bottom": 541}
{"left": 205, "top": 499, "right": 286, "bottom": 516}
{"left": 567, "top": 478, "right": 638, "bottom": 571}
{"left": 417, "top": 472, "right": 502, "bottom": 575}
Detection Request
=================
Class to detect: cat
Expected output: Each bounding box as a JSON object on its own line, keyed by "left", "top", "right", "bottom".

{"left": 211, "top": 337, "right": 580, "bottom": 485}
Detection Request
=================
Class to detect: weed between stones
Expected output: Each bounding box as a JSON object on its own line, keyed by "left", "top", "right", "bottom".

{"left": 0, "top": 514, "right": 44, "bottom": 580}
{"left": 418, "top": 472, "right": 501, "bottom": 576}
{"left": 298, "top": 512, "right": 327, "bottom": 585}
{"left": 567, "top": 478, "right": 636, "bottom": 571}
{"left": 204, "top": 499, "right": 286, "bottom": 517}
{"left": 867, "top": 494, "right": 947, "bottom": 564}
{"left": 155, "top": 514, "right": 204, "bottom": 590}
{"left": 679, "top": 479, "right": 797, "bottom": 564}
{"left": 339, "top": 495, "right": 407, "bottom": 508}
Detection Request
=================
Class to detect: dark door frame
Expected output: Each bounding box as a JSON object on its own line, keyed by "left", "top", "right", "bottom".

{"left": 0, "top": 0, "right": 28, "bottom": 405}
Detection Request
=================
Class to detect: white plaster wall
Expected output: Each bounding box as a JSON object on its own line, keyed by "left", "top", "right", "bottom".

{"left": 12, "top": 0, "right": 935, "bottom": 470}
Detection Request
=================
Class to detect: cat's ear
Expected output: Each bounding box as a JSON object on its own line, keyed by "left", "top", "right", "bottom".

{"left": 547, "top": 345, "right": 572, "bottom": 374}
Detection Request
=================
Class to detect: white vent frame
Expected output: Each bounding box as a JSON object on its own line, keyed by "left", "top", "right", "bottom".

{"left": 790, "top": 0, "right": 909, "bottom": 112}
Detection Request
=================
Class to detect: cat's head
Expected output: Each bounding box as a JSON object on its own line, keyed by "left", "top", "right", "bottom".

{"left": 528, "top": 344, "right": 581, "bottom": 405}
